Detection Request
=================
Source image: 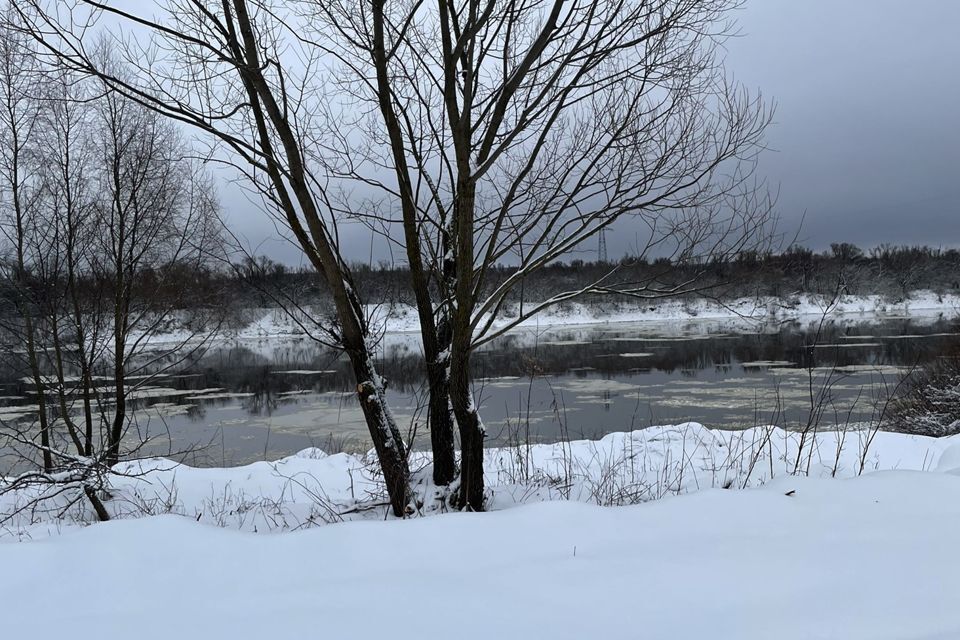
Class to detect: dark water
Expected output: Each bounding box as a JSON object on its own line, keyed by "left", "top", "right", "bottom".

{"left": 2, "top": 316, "right": 958, "bottom": 466}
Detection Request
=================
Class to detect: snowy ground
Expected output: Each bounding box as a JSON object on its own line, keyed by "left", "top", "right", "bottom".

{"left": 2, "top": 425, "right": 960, "bottom": 638}
{"left": 3, "top": 423, "right": 951, "bottom": 537}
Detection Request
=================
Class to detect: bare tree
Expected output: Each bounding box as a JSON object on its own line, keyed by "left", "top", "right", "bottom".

{"left": 0, "top": 6, "right": 52, "bottom": 471}
{"left": 89, "top": 63, "right": 223, "bottom": 468}
{"left": 0, "top": 23, "right": 224, "bottom": 521}
{"left": 12, "top": 0, "right": 416, "bottom": 515}
{"left": 308, "top": 0, "right": 774, "bottom": 509}
{"left": 36, "top": 64, "right": 103, "bottom": 461}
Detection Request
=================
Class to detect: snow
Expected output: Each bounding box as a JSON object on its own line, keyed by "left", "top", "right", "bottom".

{"left": 3, "top": 461, "right": 960, "bottom": 638}
{"left": 270, "top": 369, "right": 336, "bottom": 375}
{"left": 1, "top": 425, "right": 959, "bottom": 636}
{"left": 2, "top": 424, "right": 954, "bottom": 538}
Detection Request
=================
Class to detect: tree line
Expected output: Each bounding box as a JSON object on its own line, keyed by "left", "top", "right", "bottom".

{"left": 224, "top": 242, "right": 960, "bottom": 310}
{"left": 6, "top": 241, "right": 947, "bottom": 317}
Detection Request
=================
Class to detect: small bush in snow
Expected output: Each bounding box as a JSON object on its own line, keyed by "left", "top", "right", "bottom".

{"left": 890, "top": 349, "right": 960, "bottom": 436}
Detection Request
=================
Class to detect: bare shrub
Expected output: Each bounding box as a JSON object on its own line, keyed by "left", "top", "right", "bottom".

{"left": 888, "top": 346, "right": 960, "bottom": 437}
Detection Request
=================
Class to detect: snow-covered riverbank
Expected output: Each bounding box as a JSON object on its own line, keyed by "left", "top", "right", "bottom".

{"left": 2, "top": 423, "right": 960, "bottom": 639}
{"left": 142, "top": 290, "right": 960, "bottom": 348}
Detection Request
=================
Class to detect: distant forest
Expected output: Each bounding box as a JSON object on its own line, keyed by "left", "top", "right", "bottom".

{"left": 226, "top": 243, "right": 960, "bottom": 310}
{"left": 3, "top": 243, "right": 958, "bottom": 319}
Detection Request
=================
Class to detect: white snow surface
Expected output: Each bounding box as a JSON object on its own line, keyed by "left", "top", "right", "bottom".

{"left": 3, "top": 423, "right": 951, "bottom": 537}
{"left": 2, "top": 425, "right": 960, "bottom": 638}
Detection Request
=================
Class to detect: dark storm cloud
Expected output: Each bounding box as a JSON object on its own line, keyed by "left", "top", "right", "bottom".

{"left": 722, "top": 0, "right": 960, "bottom": 251}
{"left": 225, "top": 0, "right": 960, "bottom": 264}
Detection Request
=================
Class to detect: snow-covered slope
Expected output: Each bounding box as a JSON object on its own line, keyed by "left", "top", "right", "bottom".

{"left": 3, "top": 467, "right": 960, "bottom": 639}
{"left": 3, "top": 425, "right": 960, "bottom": 637}
{"left": 2, "top": 424, "right": 954, "bottom": 537}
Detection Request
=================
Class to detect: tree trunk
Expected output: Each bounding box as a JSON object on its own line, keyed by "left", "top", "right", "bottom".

{"left": 343, "top": 341, "right": 410, "bottom": 516}
{"left": 310, "top": 239, "right": 412, "bottom": 517}
{"left": 84, "top": 485, "right": 110, "bottom": 522}
{"left": 106, "top": 369, "right": 125, "bottom": 469}
{"left": 426, "top": 338, "right": 456, "bottom": 486}
{"left": 369, "top": 0, "right": 456, "bottom": 486}
{"left": 23, "top": 315, "right": 53, "bottom": 472}
{"left": 229, "top": 0, "right": 412, "bottom": 515}
{"left": 449, "top": 346, "right": 484, "bottom": 511}
{"left": 80, "top": 366, "right": 95, "bottom": 458}
{"left": 448, "top": 163, "right": 484, "bottom": 510}
{"left": 106, "top": 301, "right": 125, "bottom": 469}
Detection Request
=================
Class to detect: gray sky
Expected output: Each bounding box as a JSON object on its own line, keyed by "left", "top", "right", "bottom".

{"left": 224, "top": 0, "right": 960, "bottom": 265}
{"left": 725, "top": 0, "right": 960, "bottom": 252}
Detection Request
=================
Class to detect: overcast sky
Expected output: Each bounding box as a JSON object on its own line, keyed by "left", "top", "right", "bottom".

{"left": 223, "top": 0, "right": 960, "bottom": 265}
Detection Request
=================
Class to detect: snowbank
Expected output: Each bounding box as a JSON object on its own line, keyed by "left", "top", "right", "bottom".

{"left": 3, "top": 468, "right": 960, "bottom": 639}
{"left": 4, "top": 425, "right": 960, "bottom": 638}
{"left": 3, "top": 424, "right": 954, "bottom": 538}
